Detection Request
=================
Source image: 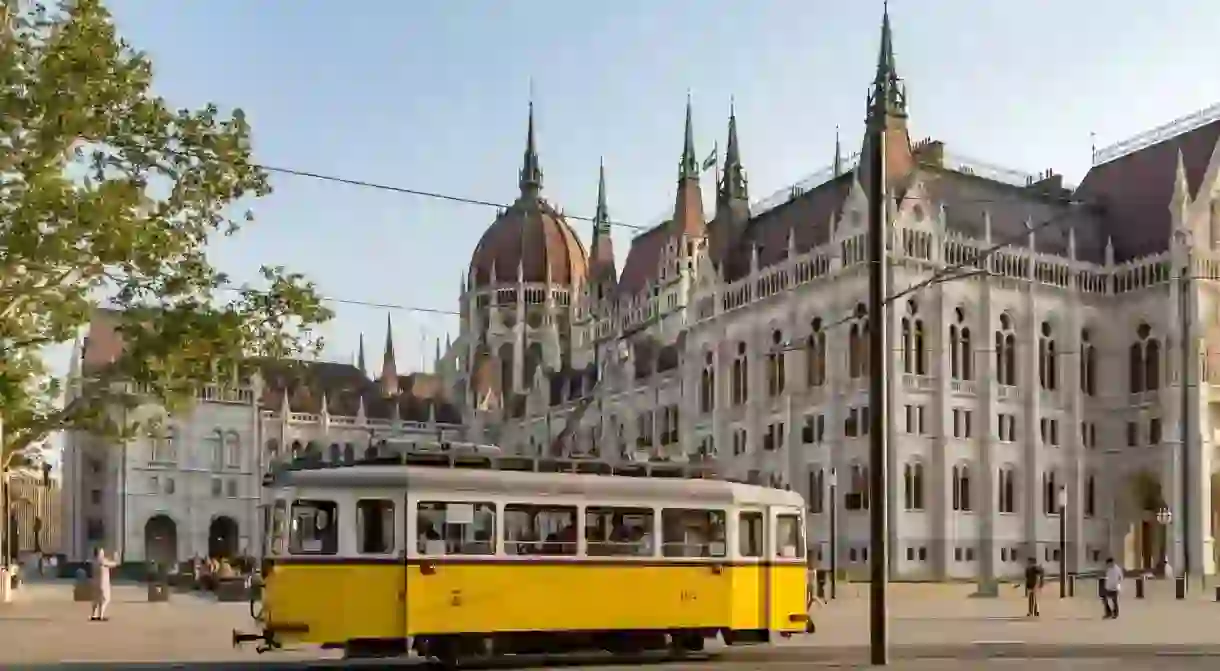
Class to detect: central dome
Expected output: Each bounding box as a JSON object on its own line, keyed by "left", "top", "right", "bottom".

{"left": 468, "top": 196, "right": 588, "bottom": 288}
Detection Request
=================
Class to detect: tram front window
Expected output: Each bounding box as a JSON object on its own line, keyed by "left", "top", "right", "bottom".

{"left": 289, "top": 500, "right": 338, "bottom": 555}
{"left": 661, "top": 509, "right": 727, "bottom": 558}
{"left": 584, "top": 506, "right": 655, "bottom": 557}
{"left": 505, "top": 504, "right": 577, "bottom": 556}
{"left": 416, "top": 501, "right": 496, "bottom": 555}
{"left": 776, "top": 513, "right": 805, "bottom": 559}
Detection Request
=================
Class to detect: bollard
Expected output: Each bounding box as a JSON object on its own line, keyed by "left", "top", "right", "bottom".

{"left": 1067, "top": 574, "right": 1075, "bottom": 597}
{"left": 1176, "top": 576, "right": 1186, "bottom": 600}
{"left": 1136, "top": 576, "right": 1145, "bottom": 599}
{"left": 1214, "top": 585, "right": 1220, "bottom": 602}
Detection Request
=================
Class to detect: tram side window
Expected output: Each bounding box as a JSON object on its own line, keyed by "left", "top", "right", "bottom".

{"left": 356, "top": 499, "right": 395, "bottom": 554}
{"left": 739, "top": 511, "right": 764, "bottom": 558}
{"left": 584, "top": 507, "right": 655, "bottom": 557}
{"left": 289, "top": 500, "right": 339, "bottom": 555}
{"left": 416, "top": 501, "right": 496, "bottom": 555}
{"left": 505, "top": 504, "right": 578, "bottom": 556}
{"left": 775, "top": 513, "right": 805, "bottom": 559}
{"left": 661, "top": 509, "right": 727, "bottom": 558}
{"left": 269, "top": 500, "right": 288, "bottom": 555}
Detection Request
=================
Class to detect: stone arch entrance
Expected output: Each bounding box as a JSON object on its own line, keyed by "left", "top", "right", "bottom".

{"left": 143, "top": 515, "right": 178, "bottom": 567}
{"left": 1120, "top": 471, "right": 1167, "bottom": 572}
{"left": 208, "top": 516, "right": 239, "bottom": 559}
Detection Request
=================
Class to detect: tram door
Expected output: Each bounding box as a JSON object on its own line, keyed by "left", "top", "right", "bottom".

{"left": 739, "top": 508, "right": 769, "bottom": 629}
{"left": 402, "top": 493, "right": 413, "bottom": 638}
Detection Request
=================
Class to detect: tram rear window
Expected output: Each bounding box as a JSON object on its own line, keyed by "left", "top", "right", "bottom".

{"left": 776, "top": 513, "right": 805, "bottom": 559}
{"left": 416, "top": 501, "right": 496, "bottom": 555}
{"left": 289, "top": 500, "right": 338, "bottom": 555}
{"left": 357, "top": 499, "right": 395, "bottom": 554}
{"left": 661, "top": 509, "right": 727, "bottom": 558}
{"left": 505, "top": 504, "right": 577, "bottom": 556}
{"left": 584, "top": 507, "right": 655, "bottom": 557}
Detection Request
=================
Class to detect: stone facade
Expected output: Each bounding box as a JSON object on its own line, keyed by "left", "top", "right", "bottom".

{"left": 449, "top": 10, "right": 1220, "bottom": 581}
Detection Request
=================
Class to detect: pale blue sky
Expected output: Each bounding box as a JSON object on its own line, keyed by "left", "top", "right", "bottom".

{"left": 98, "top": 0, "right": 1220, "bottom": 374}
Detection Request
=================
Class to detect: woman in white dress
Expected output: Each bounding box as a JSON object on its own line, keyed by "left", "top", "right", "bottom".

{"left": 90, "top": 547, "right": 119, "bottom": 621}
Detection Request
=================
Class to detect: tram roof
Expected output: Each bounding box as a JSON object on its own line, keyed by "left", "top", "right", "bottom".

{"left": 271, "top": 462, "right": 804, "bottom": 507}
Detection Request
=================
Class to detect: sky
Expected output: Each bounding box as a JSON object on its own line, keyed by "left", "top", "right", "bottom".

{"left": 91, "top": 0, "right": 1220, "bottom": 376}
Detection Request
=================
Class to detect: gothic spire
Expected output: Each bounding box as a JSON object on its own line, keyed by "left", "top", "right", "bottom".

{"left": 380, "top": 314, "right": 399, "bottom": 397}
{"left": 719, "top": 98, "right": 748, "bottom": 203}
{"left": 590, "top": 159, "right": 616, "bottom": 282}
{"left": 678, "top": 92, "right": 699, "bottom": 181}
{"left": 868, "top": 1, "right": 906, "bottom": 122}
{"left": 357, "top": 333, "right": 367, "bottom": 376}
{"left": 519, "top": 100, "right": 543, "bottom": 198}
{"left": 594, "top": 158, "right": 610, "bottom": 235}
{"left": 833, "top": 126, "right": 843, "bottom": 177}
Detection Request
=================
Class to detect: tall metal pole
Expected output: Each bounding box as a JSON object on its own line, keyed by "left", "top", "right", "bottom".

{"left": 1179, "top": 253, "right": 1192, "bottom": 590}
{"left": 866, "top": 91, "right": 890, "bottom": 665}
{"left": 1058, "top": 489, "right": 1067, "bottom": 598}
{"left": 829, "top": 473, "right": 838, "bottom": 600}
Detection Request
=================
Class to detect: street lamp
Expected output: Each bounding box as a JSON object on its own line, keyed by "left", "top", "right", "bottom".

{"left": 829, "top": 467, "right": 838, "bottom": 600}
{"left": 1057, "top": 487, "right": 1068, "bottom": 598}
{"left": 1156, "top": 506, "right": 1173, "bottom": 576}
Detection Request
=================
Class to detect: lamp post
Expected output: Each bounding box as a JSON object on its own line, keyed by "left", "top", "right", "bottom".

{"left": 1173, "top": 228, "right": 1192, "bottom": 589}
{"left": 1156, "top": 506, "right": 1173, "bottom": 576}
{"left": 829, "top": 467, "right": 838, "bottom": 600}
{"left": 1058, "top": 486, "right": 1068, "bottom": 598}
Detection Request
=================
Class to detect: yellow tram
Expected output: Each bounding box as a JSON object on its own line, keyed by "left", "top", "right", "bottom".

{"left": 236, "top": 444, "right": 814, "bottom": 662}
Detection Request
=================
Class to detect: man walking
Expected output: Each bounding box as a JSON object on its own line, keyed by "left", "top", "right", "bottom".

{"left": 1024, "top": 557, "right": 1045, "bottom": 617}
{"left": 1102, "top": 557, "right": 1123, "bottom": 619}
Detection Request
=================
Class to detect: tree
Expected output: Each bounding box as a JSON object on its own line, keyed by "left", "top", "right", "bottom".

{"left": 0, "top": 0, "right": 334, "bottom": 472}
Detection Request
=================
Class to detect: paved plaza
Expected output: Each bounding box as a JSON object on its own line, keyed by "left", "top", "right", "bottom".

{"left": 1, "top": 579, "right": 1219, "bottom": 667}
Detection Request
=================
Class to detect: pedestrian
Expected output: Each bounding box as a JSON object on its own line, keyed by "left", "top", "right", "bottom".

{"left": 1102, "top": 557, "right": 1123, "bottom": 620}
{"left": 1023, "top": 557, "right": 1045, "bottom": 617}
{"left": 89, "top": 547, "right": 119, "bottom": 622}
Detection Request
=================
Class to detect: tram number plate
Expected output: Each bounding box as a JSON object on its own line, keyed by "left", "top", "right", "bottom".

{"left": 679, "top": 590, "right": 697, "bottom": 602}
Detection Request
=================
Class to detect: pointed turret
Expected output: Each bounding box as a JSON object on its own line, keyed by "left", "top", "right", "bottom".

{"left": 519, "top": 100, "right": 543, "bottom": 199}
{"left": 380, "top": 314, "right": 399, "bottom": 397}
{"left": 671, "top": 94, "right": 706, "bottom": 240}
{"left": 833, "top": 127, "right": 843, "bottom": 177}
{"left": 1171, "top": 148, "right": 1192, "bottom": 224}
{"left": 589, "top": 159, "right": 617, "bottom": 286}
{"left": 356, "top": 333, "right": 367, "bottom": 377}
{"left": 859, "top": 2, "right": 915, "bottom": 196}
{"left": 719, "top": 98, "right": 748, "bottom": 205}
{"left": 710, "top": 99, "right": 751, "bottom": 267}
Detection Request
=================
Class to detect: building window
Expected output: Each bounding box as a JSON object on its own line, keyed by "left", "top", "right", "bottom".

{"left": 207, "top": 429, "right": 224, "bottom": 470}
{"left": 998, "top": 465, "right": 1017, "bottom": 513}
{"left": 1126, "top": 421, "right": 1138, "bottom": 447}
{"left": 1085, "top": 475, "right": 1096, "bottom": 517}
{"left": 808, "top": 468, "right": 825, "bottom": 514}
{"left": 903, "top": 461, "right": 925, "bottom": 511}
{"left": 225, "top": 479, "right": 237, "bottom": 498}
{"left": 1149, "top": 417, "right": 1162, "bottom": 444}
{"left": 762, "top": 421, "right": 784, "bottom": 451}
{"left": 767, "top": 330, "right": 786, "bottom": 397}
{"left": 904, "top": 405, "right": 926, "bottom": 435}
{"left": 225, "top": 431, "right": 241, "bottom": 468}
{"left": 699, "top": 351, "right": 715, "bottom": 414}
{"left": 901, "top": 299, "right": 926, "bottom": 375}
{"left": 1043, "top": 470, "right": 1062, "bottom": 515}
{"left": 1040, "top": 418, "right": 1060, "bottom": 446}
{"left": 848, "top": 303, "right": 868, "bottom": 379}
{"left": 1129, "top": 322, "right": 1161, "bottom": 393}
{"left": 1038, "top": 321, "right": 1058, "bottom": 390}
{"left": 997, "top": 413, "right": 1016, "bottom": 442}
{"left": 847, "top": 463, "right": 869, "bottom": 511}
{"left": 807, "top": 318, "right": 826, "bottom": 387}
{"left": 995, "top": 313, "right": 1016, "bottom": 386}
{"left": 636, "top": 411, "right": 654, "bottom": 448}
{"left": 731, "top": 428, "right": 748, "bottom": 456}
{"left": 952, "top": 463, "right": 973, "bottom": 512}
{"left": 211, "top": 478, "right": 223, "bottom": 497}
{"left": 949, "top": 307, "right": 974, "bottom": 380}
{"left": 1081, "top": 421, "right": 1096, "bottom": 449}
{"left": 731, "top": 342, "right": 749, "bottom": 405}
{"left": 801, "top": 414, "right": 825, "bottom": 444}
{"left": 953, "top": 408, "right": 973, "bottom": 438}
{"left": 1080, "top": 328, "right": 1096, "bottom": 396}
{"left": 845, "top": 406, "right": 870, "bottom": 437}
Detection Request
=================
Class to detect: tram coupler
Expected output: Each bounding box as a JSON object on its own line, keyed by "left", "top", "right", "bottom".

{"left": 232, "top": 628, "right": 280, "bottom": 654}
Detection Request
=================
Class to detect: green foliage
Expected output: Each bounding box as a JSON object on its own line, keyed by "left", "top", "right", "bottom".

{"left": 0, "top": 0, "right": 333, "bottom": 465}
